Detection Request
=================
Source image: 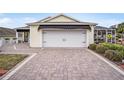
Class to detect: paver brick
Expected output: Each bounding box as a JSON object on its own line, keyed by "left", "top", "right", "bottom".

{"left": 1, "top": 44, "right": 124, "bottom": 80}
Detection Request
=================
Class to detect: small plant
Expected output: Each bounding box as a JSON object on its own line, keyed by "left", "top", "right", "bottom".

{"left": 104, "top": 50, "right": 114, "bottom": 60}
{"left": 104, "top": 50, "right": 122, "bottom": 62}
{"left": 88, "top": 44, "right": 97, "bottom": 50}
{"left": 119, "top": 50, "right": 124, "bottom": 59}
{"left": 96, "top": 44, "right": 108, "bottom": 54}
{"left": 107, "top": 34, "right": 112, "bottom": 40}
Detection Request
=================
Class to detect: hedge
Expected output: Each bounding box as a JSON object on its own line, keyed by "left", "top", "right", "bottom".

{"left": 101, "top": 43, "right": 124, "bottom": 51}
{"left": 88, "top": 43, "right": 124, "bottom": 62}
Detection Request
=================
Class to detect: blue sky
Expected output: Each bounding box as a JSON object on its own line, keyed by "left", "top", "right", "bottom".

{"left": 0, "top": 13, "right": 124, "bottom": 28}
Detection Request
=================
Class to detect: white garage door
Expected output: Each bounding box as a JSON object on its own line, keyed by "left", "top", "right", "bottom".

{"left": 43, "top": 30, "right": 86, "bottom": 47}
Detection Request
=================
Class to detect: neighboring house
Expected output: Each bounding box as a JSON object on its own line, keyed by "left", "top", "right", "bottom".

{"left": 16, "top": 14, "right": 97, "bottom": 47}
{"left": 110, "top": 24, "right": 118, "bottom": 29}
{"left": 0, "top": 27, "right": 16, "bottom": 47}
{"left": 110, "top": 24, "right": 124, "bottom": 44}
{"left": 94, "top": 26, "right": 116, "bottom": 43}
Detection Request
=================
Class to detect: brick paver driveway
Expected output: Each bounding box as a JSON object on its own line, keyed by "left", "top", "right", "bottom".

{"left": 4, "top": 48, "right": 124, "bottom": 80}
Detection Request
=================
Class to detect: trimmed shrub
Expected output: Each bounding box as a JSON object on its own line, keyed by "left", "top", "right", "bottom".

{"left": 104, "top": 50, "right": 122, "bottom": 62}
{"left": 88, "top": 44, "right": 97, "bottom": 50}
{"left": 118, "top": 50, "right": 124, "bottom": 59}
{"left": 96, "top": 44, "right": 108, "bottom": 54}
{"left": 104, "top": 50, "right": 115, "bottom": 60}
{"left": 101, "top": 43, "right": 124, "bottom": 51}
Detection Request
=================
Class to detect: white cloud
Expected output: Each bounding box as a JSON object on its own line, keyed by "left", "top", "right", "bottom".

{"left": 93, "top": 19, "right": 123, "bottom": 27}
{"left": 72, "top": 14, "right": 124, "bottom": 27}
{"left": 79, "top": 18, "right": 123, "bottom": 27}
{"left": 0, "top": 17, "right": 13, "bottom": 27}
{"left": 0, "top": 17, "right": 37, "bottom": 28}
{"left": 23, "top": 17, "right": 37, "bottom": 23}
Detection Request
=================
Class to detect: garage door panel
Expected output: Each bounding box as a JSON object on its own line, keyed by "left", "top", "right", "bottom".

{"left": 43, "top": 30, "right": 86, "bottom": 47}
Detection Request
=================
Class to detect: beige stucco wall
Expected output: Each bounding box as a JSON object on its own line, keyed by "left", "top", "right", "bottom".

{"left": 29, "top": 25, "right": 95, "bottom": 48}
{"left": 90, "top": 26, "right": 95, "bottom": 44}
{"left": 88, "top": 26, "right": 94, "bottom": 44}
{"left": 47, "top": 16, "right": 76, "bottom": 22}
{"left": 30, "top": 25, "right": 42, "bottom": 47}
{"left": 86, "top": 26, "right": 94, "bottom": 47}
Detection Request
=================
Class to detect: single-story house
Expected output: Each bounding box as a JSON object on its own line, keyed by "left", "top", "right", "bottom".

{"left": 15, "top": 14, "right": 116, "bottom": 48}
{"left": 0, "top": 27, "right": 16, "bottom": 47}
{"left": 16, "top": 14, "right": 97, "bottom": 47}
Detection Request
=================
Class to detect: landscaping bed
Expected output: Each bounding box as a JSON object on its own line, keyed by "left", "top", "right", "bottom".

{"left": 89, "top": 43, "right": 124, "bottom": 69}
{"left": 0, "top": 54, "right": 28, "bottom": 76}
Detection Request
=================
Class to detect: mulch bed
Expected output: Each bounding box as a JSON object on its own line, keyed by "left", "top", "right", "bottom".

{"left": 119, "top": 63, "right": 124, "bottom": 69}
{"left": 0, "top": 68, "right": 8, "bottom": 76}
{"left": 0, "top": 54, "right": 28, "bottom": 77}
{"left": 114, "top": 60, "right": 124, "bottom": 70}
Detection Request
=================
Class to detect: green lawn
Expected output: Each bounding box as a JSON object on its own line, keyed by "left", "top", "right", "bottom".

{"left": 0, "top": 54, "right": 28, "bottom": 70}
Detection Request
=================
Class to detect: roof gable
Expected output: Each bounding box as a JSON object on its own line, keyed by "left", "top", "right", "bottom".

{"left": 27, "top": 14, "right": 97, "bottom": 26}
{"left": 43, "top": 14, "right": 80, "bottom": 23}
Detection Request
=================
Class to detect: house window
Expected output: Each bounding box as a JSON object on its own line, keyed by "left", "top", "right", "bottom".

{"left": 13, "top": 38, "right": 17, "bottom": 40}
{"left": 5, "top": 38, "right": 10, "bottom": 40}
{"left": 112, "top": 30, "right": 115, "bottom": 34}
{"left": 98, "top": 31, "right": 101, "bottom": 35}
{"left": 107, "top": 30, "right": 112, "bottom": 34}
{"left": 43, "top": 31, "right": 47, "bottom": 34}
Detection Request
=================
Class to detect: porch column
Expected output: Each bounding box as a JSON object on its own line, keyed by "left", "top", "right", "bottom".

{"left": 16, "top": 31, "right": 18, "bottom": 43}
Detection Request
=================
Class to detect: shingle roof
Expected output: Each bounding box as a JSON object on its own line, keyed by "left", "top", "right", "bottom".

{"left": 15, "top": 26, "right": 29, "bottom": 30}
{"left": 0, "top": 27, "right": 16, "bottom": 37}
